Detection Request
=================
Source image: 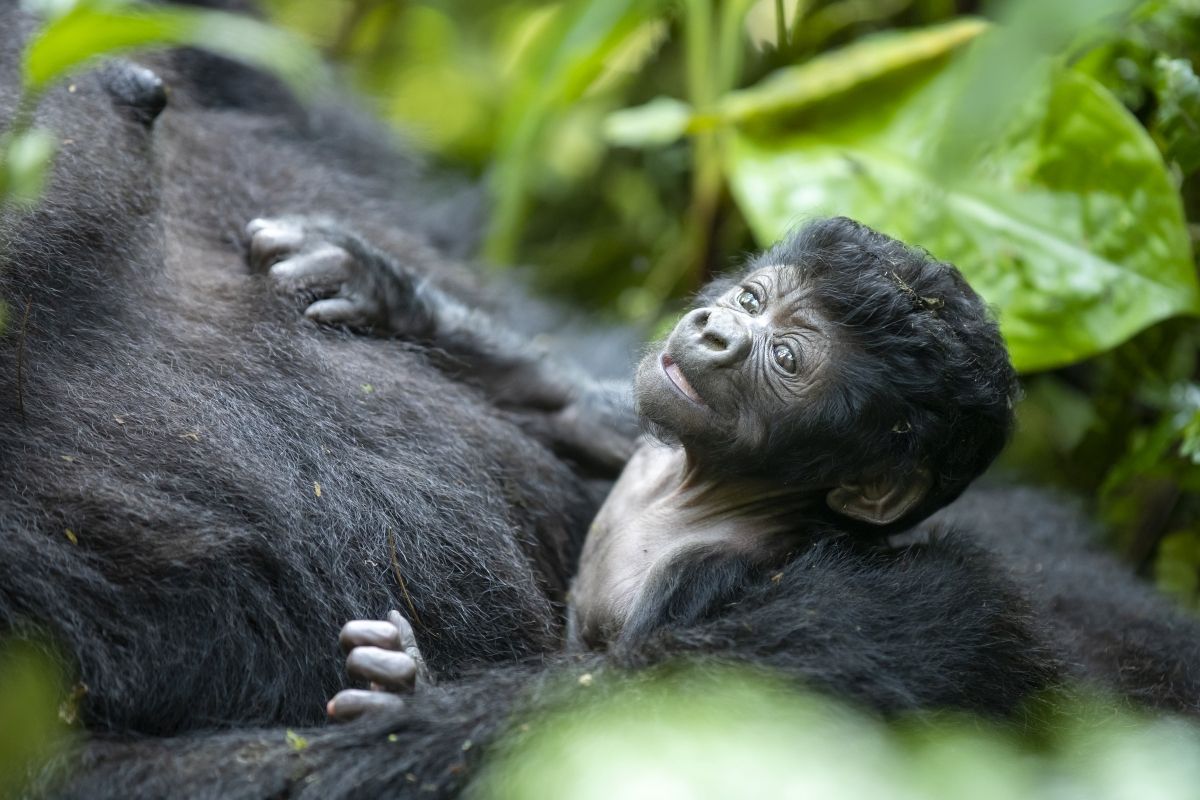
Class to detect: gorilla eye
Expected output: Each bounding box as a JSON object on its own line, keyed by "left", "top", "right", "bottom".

{"left": 773, "top": 343, "right": 797, "bottom": 374}
{"left": 736, "top": 290, "right": 761, "bottom": 315}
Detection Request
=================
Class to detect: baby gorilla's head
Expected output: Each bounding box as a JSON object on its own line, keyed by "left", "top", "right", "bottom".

{"left": 635, "top": 216, "right": 1017, "bottom": 534}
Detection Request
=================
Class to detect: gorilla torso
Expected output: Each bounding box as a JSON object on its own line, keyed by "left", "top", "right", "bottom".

{"left": 0, "top": 26, "right": 600, "bottom": 733}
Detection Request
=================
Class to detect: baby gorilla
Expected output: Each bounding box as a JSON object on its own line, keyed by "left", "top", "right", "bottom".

{"left": 246, "top": 216, "right": 1017, "bottom": 717}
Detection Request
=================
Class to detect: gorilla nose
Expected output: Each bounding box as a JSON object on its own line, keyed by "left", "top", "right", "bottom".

{"left": 687, "top": 307, "right": 750, "bottom": 366}
{"left": 101, "top": 61, "right": 168, "bottom": 127}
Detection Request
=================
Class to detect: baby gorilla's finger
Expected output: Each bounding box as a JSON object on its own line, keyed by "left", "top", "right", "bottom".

{"left": 326, "top": 689, "right": 405, "bottom": 723}
{"left": 246, "top": 218, "right": 305, "bottom": 270}
{"left": 339, "top": 619, "right": 403, "bottom": 654}
{"left": 346, "top": 646, "right": 418, "bottom": 691}
{"left": 268, "top": 245, "right": 352, "bottom": 293}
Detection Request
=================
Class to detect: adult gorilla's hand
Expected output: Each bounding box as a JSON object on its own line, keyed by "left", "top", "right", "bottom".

{"left": 327, "top": 610, "right": 427, "bottom": 722}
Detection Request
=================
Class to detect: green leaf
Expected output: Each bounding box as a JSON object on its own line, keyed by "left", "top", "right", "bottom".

{"left": 601, "top": 20, "right": 984, "bottom": 149}
{"left": 604, "top": 96, "right": 693, "bottom": 147}
{"left": 22, "top": 1, "right": 326, "bottom": 97}
{"left": 726, "top": 63, "right": 1199, "bottom": 372}
{"left": 0, "top": 128, "right": 57, "bottom": 206}
{"left": 719, "top": 18, "right": 986, "bottom": 126}
{"left": 1151, "top": 55, "right": 1200, "bottom": 175}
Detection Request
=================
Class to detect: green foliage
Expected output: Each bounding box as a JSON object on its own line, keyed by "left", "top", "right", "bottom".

{"left": 608, "top": 18, "right": 987, "bottom": 143}
{"left": 0, "top": 128, "right": 55, "bottom": 207}
{"left": 21, "top": 1, "right": 326, "bottom": 99}
{"left": 0, "top": 639, "right": 72, "bottom": 797}
{"left": 478, "top": 668, "right": 1200, "bottom": 799}
{"left": 1150, "top": 55, "right": 1200, "bottom": 174}
{"left": 483, "top": 0, "right": 670, "bottom": 263}
{"left": 728, "top": 61, "right": 1198, "bottom": 371}
{"left": 2, "top": 0, "right": 324, "bottom": 195}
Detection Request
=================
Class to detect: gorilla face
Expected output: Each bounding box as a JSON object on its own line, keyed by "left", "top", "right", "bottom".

{"left": 634, "top": 267, "right": 834, "bottom": 457}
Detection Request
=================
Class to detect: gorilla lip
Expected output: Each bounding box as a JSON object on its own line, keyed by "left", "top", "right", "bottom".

{"left": 661, "top": 354, "right": 705, "bottom": 405}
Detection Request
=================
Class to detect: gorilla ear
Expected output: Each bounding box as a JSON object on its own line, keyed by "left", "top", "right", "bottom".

{"left": 826, "top": 468, "right": 932, "bottom": 526}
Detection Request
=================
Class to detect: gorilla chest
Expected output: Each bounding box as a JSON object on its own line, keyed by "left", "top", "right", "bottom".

{"left": 568, "top": 443, "right": 791, "bottom": 648}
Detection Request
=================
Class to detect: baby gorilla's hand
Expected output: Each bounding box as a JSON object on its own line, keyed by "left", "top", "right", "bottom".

{"left": 327, "top": 610, "right": 427, "bottom": 723}
{"left": 246, "top": 216, "right": 433, "bottom": 336}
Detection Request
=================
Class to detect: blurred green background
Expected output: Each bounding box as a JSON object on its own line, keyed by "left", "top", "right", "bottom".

{"left": 6, "top": 0, "right": 1200, "bottom": 795}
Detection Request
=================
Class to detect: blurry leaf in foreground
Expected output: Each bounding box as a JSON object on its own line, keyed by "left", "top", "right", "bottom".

{"left": 0, "top": 639, "right": 72, "bottom": 797}
{"left": 1151, "top": 55, "right": 1200, "bottom": 175}
{"left": 1155, "top": 529, "right": 1200, "bottom": 607}
{"left": 478, "top": 668, "right": 1200, "bottom": 800}
{"left": 727, "top": 59, "right": 1199, "bottom": 372}
{"left": 0, "top": 128, "right": 56, "bottom": 206}
{"left": 22, "top": 0, "right": 327, "bottom": 98}
{"left": 478, "top": 671, "right": 907, "bottom": 800}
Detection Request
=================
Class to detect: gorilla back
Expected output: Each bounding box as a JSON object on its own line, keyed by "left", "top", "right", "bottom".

{"left": 0, "top": 7, "right": 598, "bottom": 735}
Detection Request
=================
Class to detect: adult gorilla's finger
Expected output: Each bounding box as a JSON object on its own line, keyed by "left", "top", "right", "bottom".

{"left": 326, "top": 689, "right": 405, "bottom": 723}
{"left": 339, "top": 620, "right": 403, "bottom": 654}
{"left": 346, "top": 646, "right": 418, "bottom": 690}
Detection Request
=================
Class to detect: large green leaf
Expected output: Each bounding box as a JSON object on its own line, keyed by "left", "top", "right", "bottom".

{"left": 727, "top": 63, "right": 1199, "bottom": 372}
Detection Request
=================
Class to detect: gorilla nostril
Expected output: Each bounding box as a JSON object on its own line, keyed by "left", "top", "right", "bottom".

{"left": 101, "top": 61, "right": 168, "bottom": 128}
{"left": 702, "top": 330, "right": 728, "bottom": 350}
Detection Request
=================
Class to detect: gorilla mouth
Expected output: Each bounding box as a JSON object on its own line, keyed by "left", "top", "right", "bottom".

{"left": 662, "top": 354, "right": 705, "bottom": 405}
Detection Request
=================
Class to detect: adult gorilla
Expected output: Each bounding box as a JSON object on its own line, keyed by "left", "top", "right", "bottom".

{"left": 0, "top": 5, "right": 603, "bottom": 736}
{"left": 0, "top": 4, "right": 1197, "bottom": 798}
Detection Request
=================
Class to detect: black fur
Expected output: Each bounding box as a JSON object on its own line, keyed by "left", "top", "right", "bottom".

{"left": 0, "top": 12, "right": 594, "bottom": 736}
{"left": 733, "top": 219, "right": 1017, "bottom": 531}
{"left": 0, "top": 5, "right": 1196, "bottom": 798}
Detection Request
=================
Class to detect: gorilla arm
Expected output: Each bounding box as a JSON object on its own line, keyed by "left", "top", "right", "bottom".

{"left": 245, "top": 216, "right": 636, "bottom": 471}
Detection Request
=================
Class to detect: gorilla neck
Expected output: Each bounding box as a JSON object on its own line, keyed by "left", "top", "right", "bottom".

{"left": 569, "top": 437, "right": 818, "bottom": 649}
